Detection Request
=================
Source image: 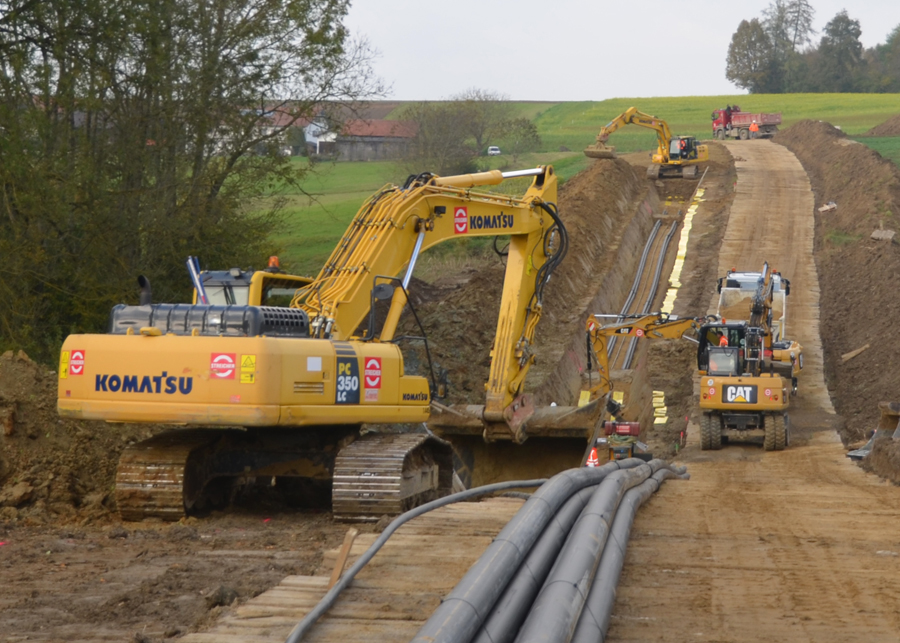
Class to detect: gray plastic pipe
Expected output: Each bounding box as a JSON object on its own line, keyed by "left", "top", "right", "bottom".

{"left": 570, "top": 466, "right": 689, "bottom": 643}
{"left": 409, "top": 459, "right": 643, "bottom": 643}
{"left": 472, "top": 485, "right": 597, "bottom": 643}
{"left": 284, "top": 477, "right": 548, "bottom": 643}
{"left": 511, "top": 464, "right": 655, "bottom": 643}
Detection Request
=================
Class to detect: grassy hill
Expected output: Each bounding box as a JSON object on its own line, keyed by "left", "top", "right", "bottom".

{"left": 269, "top": 94, "right": 900, "bottom": 275}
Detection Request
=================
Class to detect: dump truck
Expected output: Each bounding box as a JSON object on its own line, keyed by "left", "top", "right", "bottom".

{"left": 712, "top": 106, "right": 781, "bottom": 140}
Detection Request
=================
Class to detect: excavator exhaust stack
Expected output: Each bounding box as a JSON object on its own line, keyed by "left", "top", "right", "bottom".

{"left": 584, "top": 144, "right": 617, "bottom": 160}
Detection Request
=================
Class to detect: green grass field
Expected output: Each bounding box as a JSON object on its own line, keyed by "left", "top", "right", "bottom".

{"left": 272, "top": 94, "right": 900, "bottom": 273}
{"left": 854, "top": 136, "right": 900, "bottom": 165}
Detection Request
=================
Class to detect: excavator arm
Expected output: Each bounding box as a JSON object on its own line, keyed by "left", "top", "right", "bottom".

{"left": 584, "top": 107, "right": 674, "bottom": 161}
{"left": 583, "top": 312, "right": 703, "bottom": 401}
{"left": 290, "top": 167, "right": 568, "bottom": 441}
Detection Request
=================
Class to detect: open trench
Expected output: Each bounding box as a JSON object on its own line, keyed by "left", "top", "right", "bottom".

{"left": 605, "top": 140, "right": 900, "bottom": 643}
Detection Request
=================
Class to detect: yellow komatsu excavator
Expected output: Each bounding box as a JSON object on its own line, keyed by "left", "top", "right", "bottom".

{"left": 58, "top": 166, "right": 599, "bottom": 521}
{"left": 584, "top": 107, "right": 709, "bottom": 179}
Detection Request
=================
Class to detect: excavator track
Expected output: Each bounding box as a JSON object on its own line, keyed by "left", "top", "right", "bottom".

{"left": 115, "top": 429, "right": 226, "bottom": 521}
{"left": 332, "top": 433, "right": 453, "bottom": 522}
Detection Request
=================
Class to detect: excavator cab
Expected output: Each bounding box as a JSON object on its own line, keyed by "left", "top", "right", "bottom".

{"left": 707, "top": 347, "right": 741, "bottom": 377}
{"left": 193, "top": 269, "right": 313, "bottom": 307}
{"left": 670, "top": 136, "right": 699, "bottom": 161}
{"left": 697, "top": 322, "right": 747, "bottom": 373}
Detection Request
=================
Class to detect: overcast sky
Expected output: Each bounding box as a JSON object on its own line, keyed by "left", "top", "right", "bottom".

{"left": 345, "top": 0, "right": 900, "bottom": 101}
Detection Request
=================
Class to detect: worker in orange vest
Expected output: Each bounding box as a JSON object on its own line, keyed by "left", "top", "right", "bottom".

{"left": 749, "top": 120, "right": 759, "bottom": 139}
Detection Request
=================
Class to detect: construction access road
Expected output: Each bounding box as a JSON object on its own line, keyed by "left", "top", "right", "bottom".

{"left": 608, "top": 141, "right": 900, "bottom": 642}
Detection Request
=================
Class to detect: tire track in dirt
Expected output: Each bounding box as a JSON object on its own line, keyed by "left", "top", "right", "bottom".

{"left": 607, "top": 141, "right": 900, "bottom": 643}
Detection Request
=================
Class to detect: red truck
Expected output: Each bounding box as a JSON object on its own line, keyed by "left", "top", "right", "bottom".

{"left": 712, "top": 106, "right": 782, "bottom": 140}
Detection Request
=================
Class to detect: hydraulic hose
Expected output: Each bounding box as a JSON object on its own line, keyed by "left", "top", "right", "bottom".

{"left": 284, "top": 477, "right": 547, "bottom": 643}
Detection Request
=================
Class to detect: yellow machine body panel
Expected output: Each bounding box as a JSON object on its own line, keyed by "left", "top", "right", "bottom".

{"left": 698, "top": 373, "right": 790, "bottom": 413}
{"left": 57, "top": 334, "right": 430, "bottom": 427}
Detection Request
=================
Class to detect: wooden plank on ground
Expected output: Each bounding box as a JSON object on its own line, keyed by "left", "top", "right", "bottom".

{"left": 181, "top": 498, "right": 523, "bottom": 643}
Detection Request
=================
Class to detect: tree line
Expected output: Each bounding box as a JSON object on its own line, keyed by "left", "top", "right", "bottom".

{"left": 0, "top": 0, "right": 378, "bottom": 363}
{"left": 726, "top": 0, "right": 900, "bottom": 93}
{"left": 398, "top": 89, "right": 542, "bottom": 176}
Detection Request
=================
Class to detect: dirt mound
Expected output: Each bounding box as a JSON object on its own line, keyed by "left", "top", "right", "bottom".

{"left": 404, "top": 158, "right": 653, "bottom": 406}
{"left": 775, "top": 120, "right": 900, "bottom": 443}
{"left": 0, "top": 351, "right": 164, "bottom": 525}
{"left": 864, "top": 114, "right": 900, "bottom": 137}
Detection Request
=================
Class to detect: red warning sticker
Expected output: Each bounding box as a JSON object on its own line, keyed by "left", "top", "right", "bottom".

{"left": 364, "top": 357, "right": 382, "bottom": 389}
{"left": 210, "top": 353, "right": 236, "bottom": 379}
{"left": 635, "top": 329, "right": 645, "bottom": 337}
{"left": 708, "top": 387, "right": 716, "bottom": 397}
{"left": 765, "top": 388, "right": 772, "bottom": 397}
{"left": 69, "top": 350, "right": 85, "bottom": 376}
{"left": 454, "top": 207, "right": 468, "bottom": 234}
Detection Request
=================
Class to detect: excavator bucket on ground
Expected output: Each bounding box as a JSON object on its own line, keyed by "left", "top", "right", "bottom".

{"left": 847, "top": 401, "right": 900, "bottom": 460}
{"left": 428, "top": 397, "right": 605, "bottom": 443}
{"left": 584, "top": 143, "right": 617, "bottom": 160}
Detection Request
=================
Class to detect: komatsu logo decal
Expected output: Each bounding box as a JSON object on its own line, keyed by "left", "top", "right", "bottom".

{"left": 724, "top": 385, "right": 757, "bottom": 403}
{"left": 95, "top": 373, "right": 193, "bottom": 395}
{"left": 402, "top": 392, "right": 429, "bottom": 401}
{"left": 468, "top": 213, "right": 514, "bottom": 231}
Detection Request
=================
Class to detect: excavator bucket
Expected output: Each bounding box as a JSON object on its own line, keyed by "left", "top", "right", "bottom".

{"left": 428, "top": 398, "right": 604, "bottom": 443}
{"left": 847, "top": 401, "right": 900, "bottom": 460}
{"left": 584, "top": 143, "right": 617, "bottom": 160}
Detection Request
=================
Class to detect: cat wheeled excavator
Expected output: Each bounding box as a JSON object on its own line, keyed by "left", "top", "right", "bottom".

{"left": 698, "top": 262, "right": 803, "bottom": 451}
{"left": 58, "top": 166, "right": 602, "bottom": 522}
{"left": 584, "top": 107, "right": 708, "bottom": 179}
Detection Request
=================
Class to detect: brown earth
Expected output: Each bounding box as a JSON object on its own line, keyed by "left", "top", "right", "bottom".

{"left": 3, "top": 125, "right": 900, "bottom": 640}
{"left": 864, "top": 114, "right": 900, "bottom": 136}
{"left": 0, "top": 350, "right": 169, "bottom": 526}
{"left": 775, "top": 121, "right": 900, "bottom": 446}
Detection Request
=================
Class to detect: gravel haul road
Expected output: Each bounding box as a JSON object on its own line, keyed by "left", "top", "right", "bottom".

{"left": 607, "top": 141, "right": 900, "bottom": 643}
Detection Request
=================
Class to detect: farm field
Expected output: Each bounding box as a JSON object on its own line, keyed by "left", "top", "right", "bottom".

{"left": 270, "top": 94, "right": 900, "bottom": 274}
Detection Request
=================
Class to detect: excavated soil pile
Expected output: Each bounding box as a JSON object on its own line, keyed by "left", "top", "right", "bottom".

{"left": 864, "top": 114, "right": 900, "bottom": 137}
{"left": 403, "top": 159, "right": 651, "bottom": 406}
{"left": 0, "top": 351, "right": 164, "bottom": 525}
{"left": 776, "top": 120, "right": 900, "bottom": 468}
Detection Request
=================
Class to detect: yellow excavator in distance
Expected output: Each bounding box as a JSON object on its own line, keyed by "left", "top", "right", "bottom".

{"left": 584, "top": 107, "right": 709, "bottom": 179}
{"left": 58, "top": 166, "right": 603, "bottom": 522}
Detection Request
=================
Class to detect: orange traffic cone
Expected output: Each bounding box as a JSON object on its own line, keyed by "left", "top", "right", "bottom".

{"left": 586, "top": 447, "right": 600, "bottom": 468}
